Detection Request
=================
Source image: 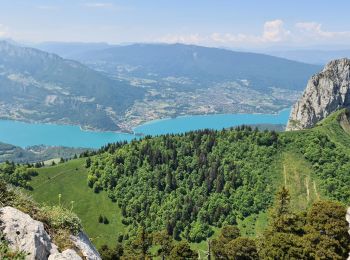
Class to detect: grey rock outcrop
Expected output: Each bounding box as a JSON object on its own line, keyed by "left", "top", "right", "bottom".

{"left": 286, "top": 58, "right": 350, "bottom": 131}
{"left": 0, "top": 206, "right": 59, "bottom": 259}
{"left": 0, "top": 206, "right": 101, "bottom": 260}
{"left": 70, "top": 232, "right": 101, "bottom": 260}
{"left": 48, "top": 249, "right": 81, "bottom": 260}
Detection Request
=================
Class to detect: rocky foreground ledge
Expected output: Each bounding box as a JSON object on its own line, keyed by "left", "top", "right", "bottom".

{"left": 287, "top": 58, "right": 350, "bottom": 131}
{"left": 0, "top": 206, "right": 101, "bottom": 260}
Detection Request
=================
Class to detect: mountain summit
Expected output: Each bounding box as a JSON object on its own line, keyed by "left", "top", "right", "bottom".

{"left": 287, "top": 58, "right": 350, "bottom": 130}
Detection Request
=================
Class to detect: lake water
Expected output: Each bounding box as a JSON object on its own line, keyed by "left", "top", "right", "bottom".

{"left": 0, "top": 109, "right": 291, "bottom": 148}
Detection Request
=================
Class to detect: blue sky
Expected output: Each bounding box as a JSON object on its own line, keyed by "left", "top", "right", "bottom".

{"left": 1, "top": 0, "right": 350, "bottom": 49}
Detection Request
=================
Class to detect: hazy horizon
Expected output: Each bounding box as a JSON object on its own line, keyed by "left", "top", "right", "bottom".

{"left": 1, "top": 0, "right": 350, "bottom": 51}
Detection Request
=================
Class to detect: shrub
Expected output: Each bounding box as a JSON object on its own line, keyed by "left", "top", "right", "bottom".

{"left": 40, "top": 206, "right": 82, "bottom": 235}
{"left": 188, "top": 221, "right": 213, "bottom": 242}
{"left": 52, "top": 229, "right": 74, "bottom": 252}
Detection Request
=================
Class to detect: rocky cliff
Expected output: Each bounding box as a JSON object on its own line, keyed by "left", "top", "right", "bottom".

{"left": 286, "top": 58, "right": 350, "bottom": 131}
{"left": 0, "top": 206, "right": 101, "bottom": 260}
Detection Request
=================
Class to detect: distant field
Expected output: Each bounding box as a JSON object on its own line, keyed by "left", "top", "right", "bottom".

{"left": 28, "top": 158, "right": 125, "bottom": 248}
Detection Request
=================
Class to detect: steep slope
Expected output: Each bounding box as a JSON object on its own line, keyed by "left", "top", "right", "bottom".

{"left": 287, "top": 58, "right": 350, "bottom": 130}
{"left": 0, "top": 41, "right": 144, "bottom": 131}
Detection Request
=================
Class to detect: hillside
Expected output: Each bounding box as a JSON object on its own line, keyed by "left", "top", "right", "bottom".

{"left": 0, "top": 41, "right": 144, "bottom": 131}
{"left": 28, "top": 159, "right": 125, "bottom": 249}
{"left": 0, "top": 142, "right": 90, "bottom": 163}
{"left": 71, "top": 43, "right": 321, "bottom": 91}
{"left": 23, "top": 109, "right": 350, "bottom": 258}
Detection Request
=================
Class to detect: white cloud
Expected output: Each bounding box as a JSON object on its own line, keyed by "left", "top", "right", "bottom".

{"left": 152, "top": 20, "right": 350, "bottom": 48}
{"left": 295, "top": 22, "right": 350, "bottom": 38}
{"left": 262, "top": 19, "right": 290, "bottom": 42}
{"left": 157, "top": 33, "right": 203, "bottom": 44}
{"left": 0, "top": 24, "right": 8, "bottom": 37}
{"left": 210, "top": 32, "right": 259, "bottom": 44}
{"left": 36, "top": 5, "right": 59, "bottom": 11}
{"left": 84, "top": 3, "right": 115, "bottom": 8}
{"left": 208, "top": 19, "right": 290, "bottom": 45}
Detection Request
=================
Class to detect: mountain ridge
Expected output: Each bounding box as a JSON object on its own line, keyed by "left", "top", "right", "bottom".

{"left": 70, "top": 43, "right": 321, "bottom": 91}
{"left": 0, "top": 41, "right": 145, "bottom": 131}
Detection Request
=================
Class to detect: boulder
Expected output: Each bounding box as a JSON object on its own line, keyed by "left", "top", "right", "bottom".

{"left": 0, "top": 206, "right": 59, "bottom": 259}
{"left": 0, "top": 206, "right": 101, "bottom": 260}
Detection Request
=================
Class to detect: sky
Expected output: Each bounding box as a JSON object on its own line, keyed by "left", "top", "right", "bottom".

{"left": 1, "top": 0, "right": 350, "bottom": 49}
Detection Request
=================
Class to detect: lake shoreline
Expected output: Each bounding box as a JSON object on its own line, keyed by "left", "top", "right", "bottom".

{"left": 0, "top": 108, "right": 291, "bottom": 149}
{"left": 0, "top": 108, "right": 291, "bottom": 135}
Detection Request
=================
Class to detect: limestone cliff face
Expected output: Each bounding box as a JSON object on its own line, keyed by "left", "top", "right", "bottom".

{"left": 286, "top": 58, "right": 350, "bottom": 131}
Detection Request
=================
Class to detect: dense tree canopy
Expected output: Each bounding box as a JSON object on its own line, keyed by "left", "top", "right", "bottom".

{"left": 259, "top": 188, "right": 350, "bottom": 260}
{"left": 0, "top": 161, "right": 37, "bottom": 189}
{"left": 87, "top": 127, "right": 280, "bottom": 241}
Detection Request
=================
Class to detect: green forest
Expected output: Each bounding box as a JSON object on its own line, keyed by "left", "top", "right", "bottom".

{"left": 84, "top": 110, "right": 350, "bottom": 258}
{"left": 88, "top": 126, "right": 280, "bottom": 242}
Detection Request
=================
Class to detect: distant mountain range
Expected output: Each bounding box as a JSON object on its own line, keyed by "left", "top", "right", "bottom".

{"left": 0, "top": 41, "right": 144, "bottom": 131}
{"left": 32, "top": 42, "right": 114, "bottom": 58}
{"left": 266, "top": 49, "right": 350, "bottom": 65}
{"left": 69, "top": 43, "right": 321, "bottom": 91}
{"left": 0, "top": 41, "right": 322, "bottom": 131}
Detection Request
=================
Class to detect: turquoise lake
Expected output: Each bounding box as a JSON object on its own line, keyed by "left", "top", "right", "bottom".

{"left": 0, "top": 109, "right": 291, "bottom": 148}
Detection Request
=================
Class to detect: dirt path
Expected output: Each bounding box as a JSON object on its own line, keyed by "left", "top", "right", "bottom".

{"left": 313, "top": 181, "right": 319, "bottom": 200}
{"left": 305, "top": 177, "right": 310, "bottom": 202}
{"left": 32, "top": 169, "right": 71, "bottom": 189}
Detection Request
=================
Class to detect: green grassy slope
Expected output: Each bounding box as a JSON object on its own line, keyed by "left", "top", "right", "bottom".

{"left": 28, "top": 158, "right": 125, "bottom": 248}
{"left": 315, "top": 108, "right": 350, "bottom": 149}
{"left": 281, "top": 151, "right": 320, "bottom": 210}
